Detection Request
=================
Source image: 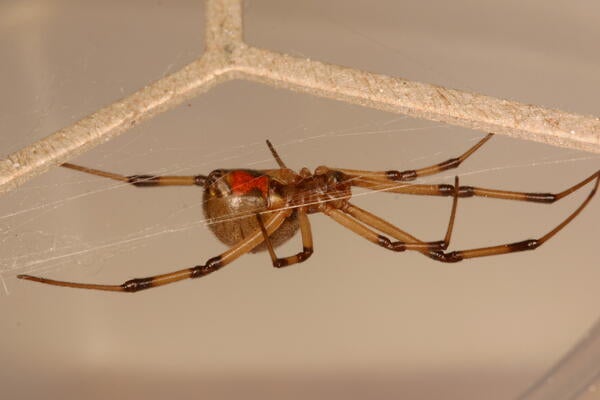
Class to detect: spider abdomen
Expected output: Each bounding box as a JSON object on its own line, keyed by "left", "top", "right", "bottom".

{"left": 202, "top": 169, "right": 300, "bottom": 251}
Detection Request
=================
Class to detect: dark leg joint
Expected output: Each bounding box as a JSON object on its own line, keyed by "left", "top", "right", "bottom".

{"left": 507, "top": 239, "right": 539, "bottom": 251}
{"left": 438, "top": 158, "right": 460, "bottom": 170}
{"left": 377, "top": 235, "right": 406, "bottom": 252}
{"left": 386, "top": 170, "right": 417, "bottom": 181}
{"left": 429, "top": 240, "right": 448, "bottom": 250}
{"left": 273, "top": 247, "right": 313, "bottom": 268}
{"left": 439, "top": 184, "right": 456, "bottom": 196}
{"left": 377, "top": 235, "right": 392, "bottom": 249}
{"left": 273, "top": 259, "right": 289, "bottom": 268}
{"left": 457, "top": 186, "right": 475, "bottom": 197}
{"left": 428, "top": 250, "right": 464, "bottom": 263}
{"left": 191, "top": 256, "right": 223, "bottom": 278}
{"left": 128, "top": 175, "right": 159, "bottom": 187}
{"left": 121, "top": 277, "right": 154, "bottom": 292}
{"left": 525, "top": 193, "right": 556, "bottom": 203}
{"left": 297, "top": 247, "right": 314, "bottom": 262}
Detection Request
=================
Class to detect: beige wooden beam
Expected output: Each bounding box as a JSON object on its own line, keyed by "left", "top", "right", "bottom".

{"left": 1, "top": 0, "right": 598, "bottom": 194}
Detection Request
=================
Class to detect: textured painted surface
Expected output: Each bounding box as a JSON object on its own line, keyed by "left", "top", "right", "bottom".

{"left": 1, "top": 0, "right": 598, "bottom": 194}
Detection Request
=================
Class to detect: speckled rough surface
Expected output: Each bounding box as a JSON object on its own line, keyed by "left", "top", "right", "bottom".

{"left": 0, "top": 0, "right": 598, "bottom": 195}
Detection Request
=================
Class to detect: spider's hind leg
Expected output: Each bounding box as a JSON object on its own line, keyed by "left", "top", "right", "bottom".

{"left": 61, "top": 163, "right": 207, "bottom": 187}
{"left": 18, "top": 211, "right": 291, "bottom": 292}
{"left": 427, "top": 171, "right": 599, "bottom": 262}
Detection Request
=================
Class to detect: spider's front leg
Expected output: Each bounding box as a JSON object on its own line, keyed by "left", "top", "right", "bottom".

{"left": 18, "top": 211, "right": 290, "bottom": 292}
{"left": 329, "top": 133, "right": 493, "bottom": 182}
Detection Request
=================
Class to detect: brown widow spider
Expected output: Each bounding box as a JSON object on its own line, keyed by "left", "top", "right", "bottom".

{"left": 18, "top": 133, "right": 599, "bottom": 293}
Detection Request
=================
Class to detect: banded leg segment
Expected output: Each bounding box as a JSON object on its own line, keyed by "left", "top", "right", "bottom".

{"left": 330, "top": 133, "right": 492, "bottom": 182}
{"left": 324, "top": 206, "right": 442, "bottom": 252}
{"left": 326, "top": 172, "right": 597, "bottom": 263}
{"left": 256, "top": 209, "right": 314, "bottom": 268}
{"left": 18, "top": 211, "right": 291, "bottom": 292}
{"left": 324, "top": 182, "right": 458, "bottom": 254}
{"left": 428, "top": 174, "right": 599, "bottom": 262}
{"left": 349, "top": 170, "right": 600, "bottom": 204}
{"left": 62, "top": 163, "right": 207, "bottom": 187}
{"left": 344, "top": 176, "right": 459, "bottom": 251}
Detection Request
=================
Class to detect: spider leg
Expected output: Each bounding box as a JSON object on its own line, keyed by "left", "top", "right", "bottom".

{"left": 61, "top": 163, "right": 207, "bottom": 187}
{"left": 327, "top": 133, "right": 492, "bottom": 182}
{"left": 324, "top": 172, "right": 597, "bottom": 263}
{"left": 428, "top": 173, "right": 599, "bottom": 262}
{"left": 349, "top": 170, "right": 600, "bottom": 204}
{"left": 323, "top": 177, "right": 459, "bottom": 254}
{"left": 324, "top": 206, "right": 444, "bottom": 253}
{"left": 256, "top": 208, "right": 314, "bottom": 268}
{"left": 343, "top": 176, "right": 460, "bottom": 251}
{"left": 18, "top": 211, "right": 290, "bottom": 292}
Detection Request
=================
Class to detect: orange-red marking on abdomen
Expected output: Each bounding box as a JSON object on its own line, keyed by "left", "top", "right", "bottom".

{"left": 229, "top": 170, "right": 269, "bottom": 197}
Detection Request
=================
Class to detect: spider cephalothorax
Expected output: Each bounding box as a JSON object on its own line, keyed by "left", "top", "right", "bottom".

{"left": 18, "top": 134, "right": 599, "bottom": 292}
